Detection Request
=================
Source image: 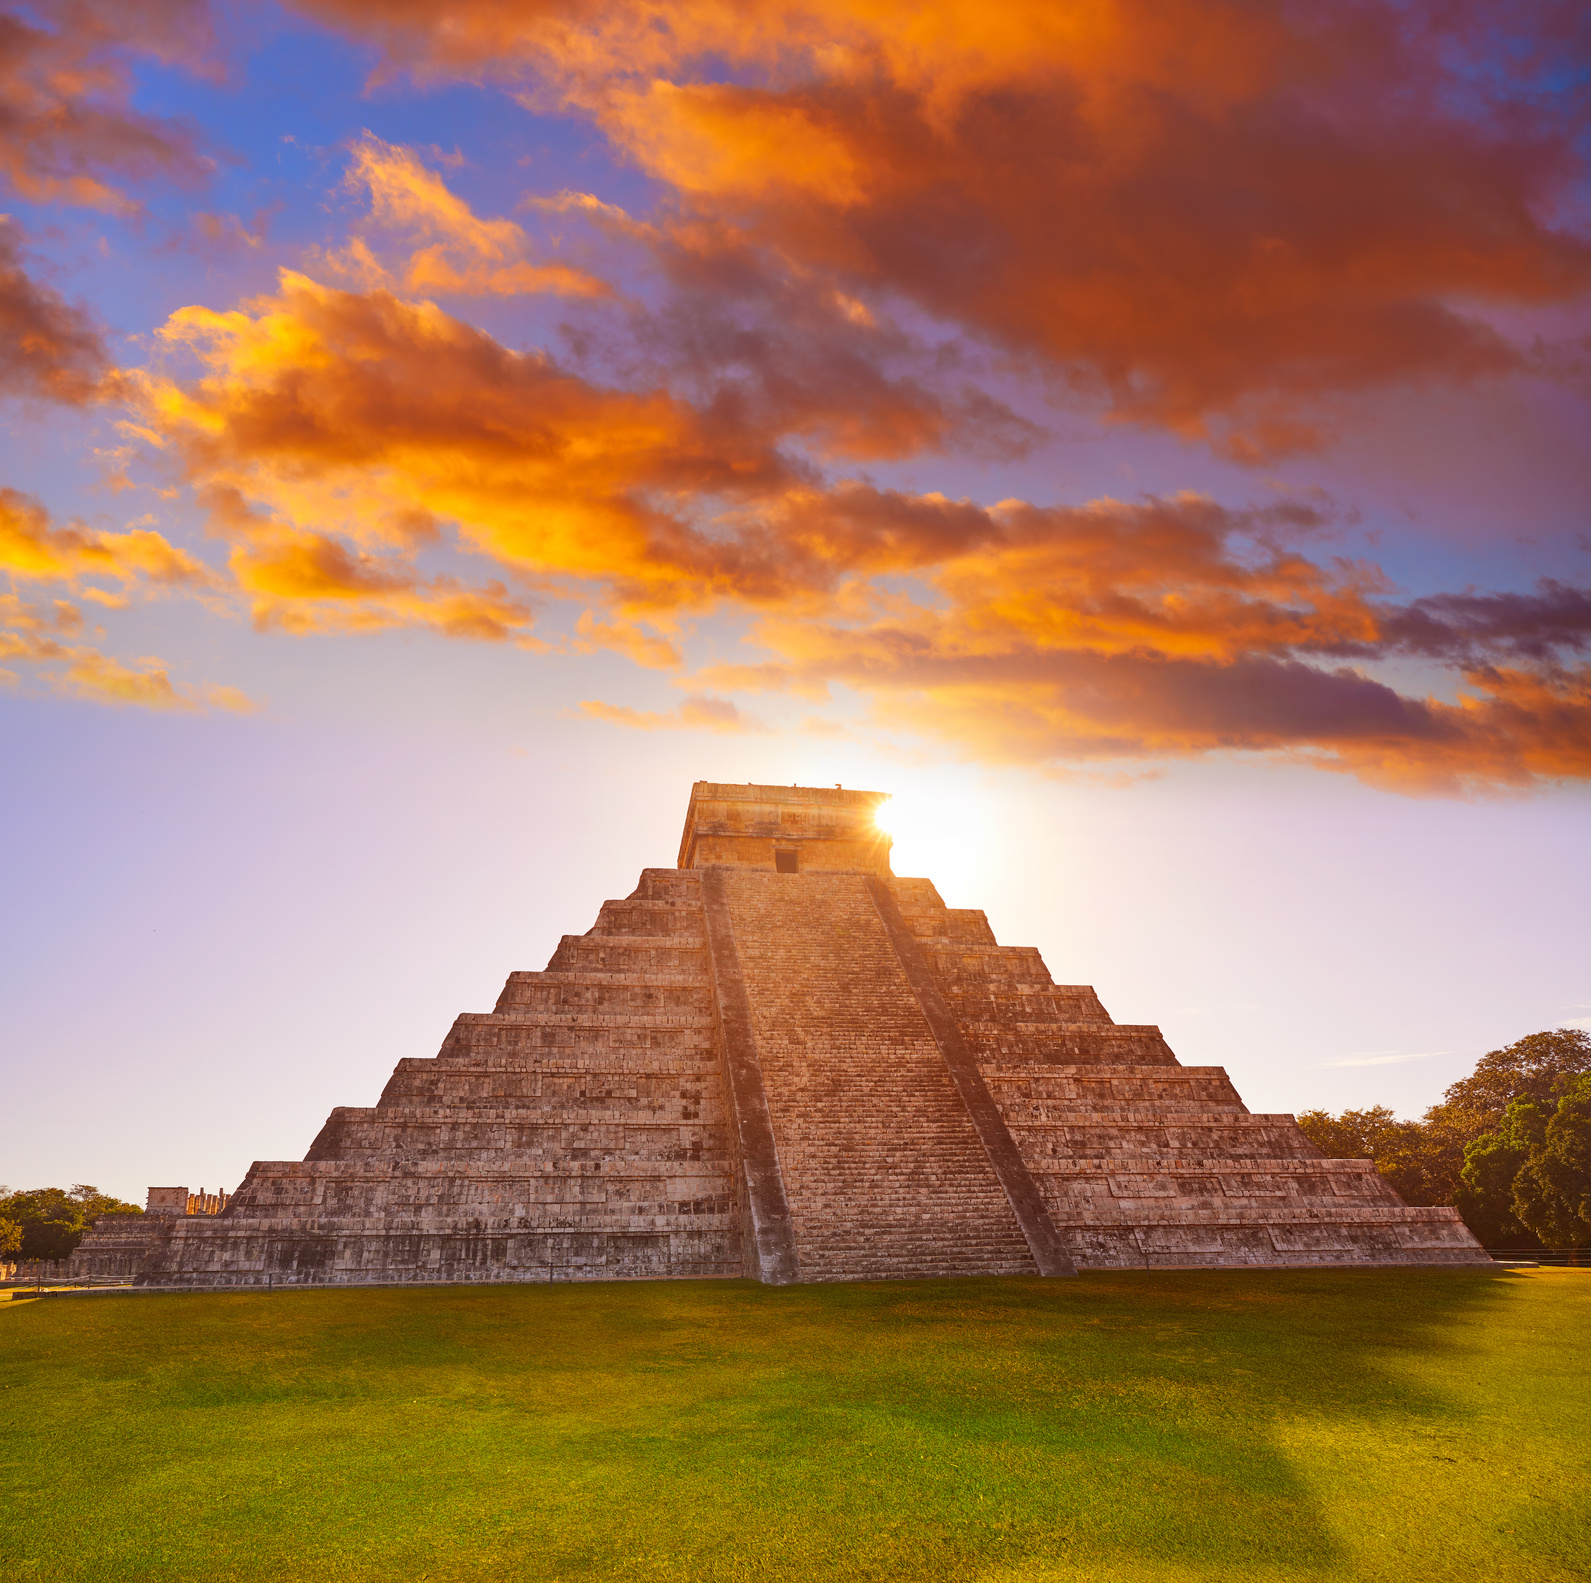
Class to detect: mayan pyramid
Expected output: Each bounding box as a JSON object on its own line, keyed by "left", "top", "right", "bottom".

{"left": 134, "top": 781, "right": 1486, "bottom": 1285}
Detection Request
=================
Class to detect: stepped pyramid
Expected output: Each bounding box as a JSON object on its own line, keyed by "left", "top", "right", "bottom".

{"left": 138, "top": 782, "right": 1485, "bottom": 1286}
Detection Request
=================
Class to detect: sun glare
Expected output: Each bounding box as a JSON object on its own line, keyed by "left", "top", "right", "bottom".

{"left": 871, "top": 782, "right": 995, "bottom": 893}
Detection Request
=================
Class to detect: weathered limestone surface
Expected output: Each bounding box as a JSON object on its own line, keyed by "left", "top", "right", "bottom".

{"left": 141, "top": 868, "right": 740, "bottom": 1286}
{"left": 887, "top": 877, "right": 1485, "bottom": 1268}
{"left": 710, "top": 866, "right": 1040, "bottom": 1281}
{"left": 19, "top": 1188, "right": 230, "bottom": 1282}
{"left": 128, "top": 778, "right": 1486, "bottom": 1286}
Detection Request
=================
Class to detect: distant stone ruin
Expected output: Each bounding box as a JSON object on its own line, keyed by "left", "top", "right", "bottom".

{"left": 12, "top": 1187, "right": 231, "bottom": 1282}
{"left": 113, "top": 781, "right": 1485, "bottom": 1285}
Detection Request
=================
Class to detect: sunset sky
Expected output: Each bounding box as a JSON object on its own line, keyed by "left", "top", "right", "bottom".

{"left": 3, "top": 0, "right": 1589, "bottom": 1203}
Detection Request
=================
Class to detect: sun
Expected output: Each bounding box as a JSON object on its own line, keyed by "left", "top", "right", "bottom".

{"left": 868, "top": 781, "right": 994, "bottom": 883}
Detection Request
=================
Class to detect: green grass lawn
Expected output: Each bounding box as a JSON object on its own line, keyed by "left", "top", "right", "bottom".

{"left": 2, "top": 1268, "right": 1587, "bottom": 1582}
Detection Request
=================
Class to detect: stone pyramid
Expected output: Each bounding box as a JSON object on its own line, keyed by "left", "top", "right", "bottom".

{"left": 137, "top": 781, "right": 1485, "bottom": 1286}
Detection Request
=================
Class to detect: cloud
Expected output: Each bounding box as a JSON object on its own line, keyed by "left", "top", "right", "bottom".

{"left": 0, "top": 485, "right": 251, "bottom": 708}
{"left": 578, "top": 692, "right": 766, "bottom": 732}
{"left": 1380, "top": 582, "right": 1591, "bottom": 664}
{"left": 573, "top": 611, "right": 682, "bottom": 669}
{"left": 291, "top": 0, "right": 1591, "bottom": 458}
{"left": 0, "top": 0, "right": 214, "bottom": 214}
{"left": 328, "top": 134, "right": 609, "bottom": 298}
{"left": 1325, "top": 1051, "right": 1446, "bottom": 1067}
{"left": 123, "top": 263, "right": 1591, "bottom": 788}
{"left": 697, "top": 488, "right": 1591, "bottom": 793}
{"left": 0, "top": 484, "right": 215, "bottom": 587}
{"left": 0, "top": 218, "right": 108, "bottom": 403}
{"left": 0, "top": 589, "right": 250, "bottom": 710}
{"left": 227, "top": 523, "right": 534, "bottom": 640}
{"left": 136, "top": 269, "right": 812, "bottom": 616}
{"left": 322, "top": 140, "right": 1037, "bottom": 468}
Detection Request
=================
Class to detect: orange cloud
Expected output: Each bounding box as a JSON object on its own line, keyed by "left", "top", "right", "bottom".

{"left": 578, "top": 692, "right": 766, "bottom": 732}
{"left": 293, "top": 0, "right": 1591, "bottom": 457}
{"left": 0, "top": 484, "right": 215, "bottom": 587}
{"left": 573, "top": 611, "right": 682, "bottom": 669}
{"left": 0, "top": 219, "right": 107, "bottom": 403}
{"left": 228, "top": 524, "right": 533, "bottom": 640}
{"left": 0, "top": 0, "right": 213, "bottom": 214}
{"left": 134, "top": 265, "right": 1039, "bottom": 637}
{"left": 120, "top": 245, "right": 1591, "bottom": 789}
{"left": 137, "top": 269, "right": 809, "bottom": 614}
{"left": 0, "top": 589, "right": 251, "bottom": 711}
{"left": 687, "top": 488, "right": 1591, "bottom": 793}
{"left": 0, "top": 485, "right": 253, "bottom": 709}
{"left": 330, "top": 135, "right": 608, "bottom": 298}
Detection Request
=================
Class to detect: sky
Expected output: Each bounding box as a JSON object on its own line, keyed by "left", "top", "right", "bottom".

{"left": 2, "top": 0, "right": 1589, "bottom": 1204}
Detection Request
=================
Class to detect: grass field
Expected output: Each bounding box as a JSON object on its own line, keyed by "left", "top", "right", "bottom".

{"left": 1, "top": 1268, "right": 1587, "bottom": 1582}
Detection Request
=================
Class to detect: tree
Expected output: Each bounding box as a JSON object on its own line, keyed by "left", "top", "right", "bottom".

{"left": 1295, "top": 1105, "right": 1408, "bottom": 1161}
{"left": 1454, "top": 1101, "right": 1546, "bottom": 1249}
{"left": 1436, "top": 1028, "right": 1591, "bottom": 1128}
{"left": 1512, "top": 1074, "right": 1591, "bottom": 1248}
{"left": 0, "top": 1185, "right": 141, "bottom": 1263}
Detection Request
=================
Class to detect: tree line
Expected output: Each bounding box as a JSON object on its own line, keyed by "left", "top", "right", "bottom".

{"left": 1296, "top": 1028, "right": 1591, "bottom": 1250}
{"left": 0, "top": 1186, "right": 142, "bottom": 1264}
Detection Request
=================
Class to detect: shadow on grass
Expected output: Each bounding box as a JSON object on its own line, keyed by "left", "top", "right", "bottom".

{"left": 0, "top": 1267, "right": 1574, "bottom": 1582}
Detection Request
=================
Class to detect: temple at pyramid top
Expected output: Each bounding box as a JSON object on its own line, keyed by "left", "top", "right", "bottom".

{"left": 677, "top": 781, "right": 894, "bottom": 874}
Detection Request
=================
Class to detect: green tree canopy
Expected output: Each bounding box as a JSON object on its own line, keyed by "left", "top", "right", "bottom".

{"left": 0, "top": 1185, "right": 142, "bottom": 1264}
{"left": 1454, "top": 1101, "right": 1547, "bottom": 1249}
{"left": 1511, "top": 1073, "right": 1591, "bottom": 1248}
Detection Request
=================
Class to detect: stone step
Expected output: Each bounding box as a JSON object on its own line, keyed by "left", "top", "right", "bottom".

{"left": 959, "top": 1019, "right": 1168, "bottom": 1037}
{"left": 448, "top": 1011, "right": 714, "bottom": 1033}
{"left": 999, "top": 1101, "right": 1247, "bottom": 1118}
{"left": 923, "top": 946, "right": 1053, "bottom": 981}
{"left": 963, "top": 1025, "right": 1177, "bottom": 1063}
{"left": 490, "top": 985, "right": 713, "bottom": 1014}
{"left": 943, "top": 989, "right": 1113, "bottom": 1021}
{"left": 1056, "top": 1213, "right": 1488, "bottom": 1269}
{"left": 540, "top": 941, "right": 710, "bottom": 973}
{"left": 1006, "top": 1107, "right": 1300, "bottom": 1125}
{"left": 429, "top": 1040, "right": 716, "bottom": 1066}
{"left": 1046, "top": 1203, "right": 1480, "bottom": 1230}
{"left": 1011, "top": 1118, "right": 1325, "bottom": 1158}
{"left": 794, "top": 1258, "right": 1036, "bottom": 1280}
{"left": 585, "top": 902, "right": 707, "bottom": 933}
{"left": 984, "top": 1064, "right": 1243, "bottom": 1104}
{"left": 901, "top": 909, "right": 998, "bottom": 945}
{"left": 793, "top": 1230, "right": 1039, "bottom": 1253}
{"left": 496, "top": 971, "right": 709, "bottom": 994}
{"left": 947, "top": 998, "right": 1113, "bottom": 1027}
{"left": 303, "top": 1119, "right": 732, "bottom": 1163}
{"left": 363, "top": 1099, "right": 726, "bottom": 1124}
{"left": 381, "top": 1070, "right": 724, "bottom": 1103}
